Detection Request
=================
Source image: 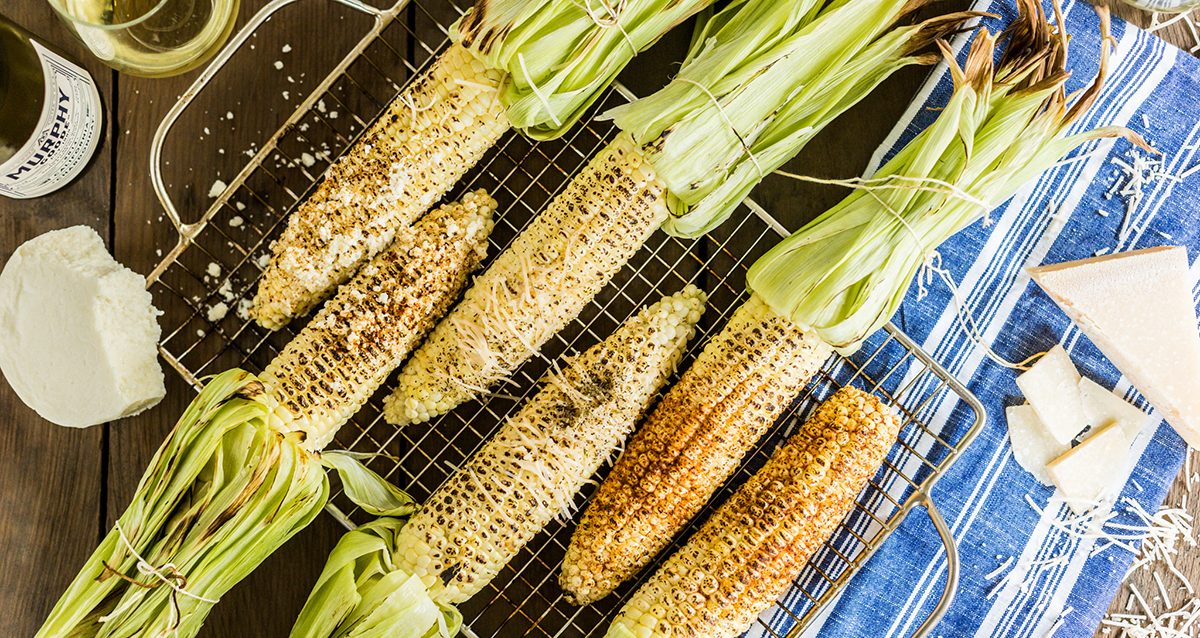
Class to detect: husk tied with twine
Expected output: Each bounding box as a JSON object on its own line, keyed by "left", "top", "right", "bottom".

{"left": 747, "top": 0, "right": 1150, "bottom": 353}
{"left": 36, "top": 370, "right": 416, "bottom": 638}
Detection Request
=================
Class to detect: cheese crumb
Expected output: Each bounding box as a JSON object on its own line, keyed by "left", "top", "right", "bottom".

{"left": 206, "top": 262, "right": 222, "bottom": 278}
{"left": 274, "top": 60, "right": 283, "bottom": 70}
{"left": 228, "top": 216, "right": 244, "bottom": 228}
{"left": 207, "top": 302, "right": 229, "bottom": 322}
{"left": 208, "top": 180, "right": 227, "bottom": 198}
{"left": 301, "top": 152, "right": 316, "bottom": 167}
{"left": 281, "top": 44, "right": 291, "bottom": 53}
{"left": 236, "top": 298, "right": 254, "bottom": 321}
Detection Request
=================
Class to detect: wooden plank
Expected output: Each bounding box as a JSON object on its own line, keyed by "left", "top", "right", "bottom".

{"left": 107, "top": 0, "right": 379, "bottom": 634}
{"left": 0, "top": 2, "right": 113, "bottom": 635}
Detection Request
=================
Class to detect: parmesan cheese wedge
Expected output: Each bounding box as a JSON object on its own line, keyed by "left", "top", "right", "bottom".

{"left": 1016, "top": 345, "right": 1089, "bottom": 444}
{"left": 1006, "top": 404, "right": 1069, "bottom": 485}
{"left": 1030, "top": 247, "right": 1200, "bottom": 448}
{"left": 1078, "top": 377, "right": 1147, "bottom": 444}
{"left": 0, "top": 226, "right": 165, "bottom": 427}
{"left": 1046, "top": 422, "right": 1129, "bottom": 514}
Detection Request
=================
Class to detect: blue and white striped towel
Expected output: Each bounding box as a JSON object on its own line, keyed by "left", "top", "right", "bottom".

{"left": 763, "top": 1, "right": 1200, "bottom": 636}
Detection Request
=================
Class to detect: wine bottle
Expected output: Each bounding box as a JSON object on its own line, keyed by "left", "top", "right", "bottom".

{"left": 0, "top": 13, "right": 102, "bottom": 199}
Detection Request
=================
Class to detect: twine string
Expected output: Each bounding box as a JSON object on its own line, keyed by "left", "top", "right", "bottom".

{"left": 860, "top": 187, "right": 1043, "bottom": 371}
{"left": 571, "top": 0, "right": 637, "bottom": 56}
{"left": 677, "top": 78, "right": 764, "bottom": 180}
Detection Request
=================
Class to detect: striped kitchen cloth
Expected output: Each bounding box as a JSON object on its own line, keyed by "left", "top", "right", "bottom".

{"left": 755, "top": 1, "right": 1200, "bottom": 637}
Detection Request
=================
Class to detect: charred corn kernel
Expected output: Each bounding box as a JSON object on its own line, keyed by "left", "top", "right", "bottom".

{"left": 561, "top": 293, "right": 833, "bottom": 605}
{"left": 391, "top": 287, "right": 706, "bottom": 604}
{"left": 608, "top": 387, "right": 902, "bottom": 638}
{"left": 253, "top": 43, "right": 509, "bottom": 330}
{"left": 382, "top": 132, "right": 668, "bottom": 426}
{"left": 260, "top": 190, "right": 496, "bottom": 451}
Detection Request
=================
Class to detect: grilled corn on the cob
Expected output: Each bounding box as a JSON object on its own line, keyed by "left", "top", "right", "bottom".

{"left": 261, "top": 190, "right": 495, "bottom": 450}
{"left": 252, "top": 44, "right": 507, "bottom": 329}
{"left": 608, "top": 387, "right": 901, "bottom": 638}
{"left": 560, "top": 293, "right": 832, "bottom": 604}
{"left": 392, "top": 286, "right": 705, "bottom": 604}
{"left": 383, "top": 132, "right": 668, "bottom": 426}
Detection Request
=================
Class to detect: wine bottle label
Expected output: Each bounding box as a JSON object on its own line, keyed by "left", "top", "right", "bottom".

{"left": 0, "top": 41, "right": 102, "bottom": 199}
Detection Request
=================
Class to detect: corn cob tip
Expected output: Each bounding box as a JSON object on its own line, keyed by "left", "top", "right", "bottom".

{"left": 609, "top": 386, "right": 900, "bottom": 638}
{"left": 261, "top": 189, "right": 496, "bottom": 451}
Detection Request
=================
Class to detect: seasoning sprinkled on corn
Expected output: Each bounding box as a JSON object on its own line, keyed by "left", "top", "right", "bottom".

{"left": 607, "top": 387, "right": 902, "bottom": 638}
{"left": 561, "top": 294, "right": 831, "bottom": 604}
{"left": 261, "top": 190, "right": 495, "bottom": 450}
{"left": 253, "top": 45, "right": 507, "bottom": 330}
{"left": 382, "top": 132, "right": 668, "bottom": 427}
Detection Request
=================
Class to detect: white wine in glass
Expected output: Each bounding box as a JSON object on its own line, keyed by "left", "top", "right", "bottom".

{"left": 47, "top": 0, "right": 240, "bottom": 77}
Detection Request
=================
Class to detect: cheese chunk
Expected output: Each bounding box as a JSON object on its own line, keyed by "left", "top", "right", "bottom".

{"left": 0, "top": 226, "right": 166, "bottom": 427}
{"left": 1006, "top": 404, "right": 1069, "bottom": 485}
{"left": 1030, "top": 247, "right": 1200, "bottom": 448}
{"left": 1079, "top": 377, "right": 1147, "bottom": 444}
{"left": 1016, "top": 345, "right": 1088, "bottom": 444}
{"left": 1046, "top": 423, "right": 1129, "bottom": 513}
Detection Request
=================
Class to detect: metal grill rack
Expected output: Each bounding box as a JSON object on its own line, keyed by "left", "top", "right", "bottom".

{"left": 146, "top": 0, "right": 986, "bottom": 636}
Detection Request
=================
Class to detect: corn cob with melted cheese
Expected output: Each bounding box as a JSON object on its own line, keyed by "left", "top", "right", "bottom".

{"left": 253, "top": 44, "right": 508, "bottom": 329}
{"left": 607, "top": 387, "right": 902, "bottom": 638}
{"left": 391, "top": 287, "right": 705, "bottom": 604}
{"left": 382, "top": 132, "right": 667, "bottom": 426}
{"left": 560, "top": 293, "right": 832, "bottom": 604}
{"left": 260, "top": 190, "right": 495, "bottom": 450}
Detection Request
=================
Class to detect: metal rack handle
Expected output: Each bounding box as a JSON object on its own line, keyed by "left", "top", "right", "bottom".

{"left": 908, "top": 491, "right": 959, "bottom": 638}
{"left": 145, "top": 0, "right": 402, "bottom": 286}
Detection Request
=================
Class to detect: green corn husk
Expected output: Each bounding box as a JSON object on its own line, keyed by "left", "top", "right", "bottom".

{"left": 36, "top": 370, "right": 415, "bottom": 638}
{"left": 289, "top": 518, "right": 461, "bottom": 638}
{"left": 747, "top": 0, "right": 1147, "bottom": 352}
{"left": 456, "top": 0, "right": 718, "bottom": 139}
{"left": 608, "top": 0, "right": 981, "bottom": 237}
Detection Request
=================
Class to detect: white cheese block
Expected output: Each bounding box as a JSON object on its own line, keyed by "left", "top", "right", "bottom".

{"left": 1078, "top": 377, "right": 1148, "bottom": 444}
{"left": 0, "top": 226, "right": 165, "bottom": 427}
{"left": 1015, "top": 345, "right": 1089, "bottom": 444}
{"left": 1046, "top": 422, "right": 1130, "bottom": 514}
{"left": 1030, "top": 246, "right": 1200, "bottom": 448}
{"left": 1006, "top": 404, "right": 1069, "bottom": 485}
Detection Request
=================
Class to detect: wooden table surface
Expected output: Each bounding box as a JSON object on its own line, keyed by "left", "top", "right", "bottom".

{"left": 1, "top": 0, "right": 1195, "bottom": 636}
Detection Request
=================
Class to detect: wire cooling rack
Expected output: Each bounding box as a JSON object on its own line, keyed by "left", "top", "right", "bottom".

{"left": 146, "top": 0, "right": 986, "bottom": 636}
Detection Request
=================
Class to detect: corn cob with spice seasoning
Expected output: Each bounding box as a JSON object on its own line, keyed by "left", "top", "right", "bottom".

{"left": 261, "top": 189, "right": 495, "bottom": 450}
{"left": 382, "top": 0, "right": 974, "bottom": 427}
{"left": 606, "top": 387, "right": 902, "bottom": 638}
{"left": 562, "top": 0, "right": 1143, "bottom": 606}
{"left": 287, "top": 287, "right": 706, "bottom": 638}
{"left": 560, "top": 293, "right": 832, "bottom": 604}
{"left": 251, "top": 0, "right": 718, "bottom": 329}
{"left": 382, "top": 132, "right": 666, "bottom": 426}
